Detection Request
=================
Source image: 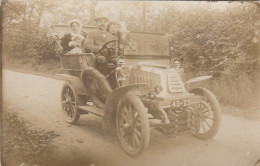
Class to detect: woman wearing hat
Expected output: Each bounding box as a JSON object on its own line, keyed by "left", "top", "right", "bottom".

{"left": 60, "top": 19, "right": 86, "bottom": 53}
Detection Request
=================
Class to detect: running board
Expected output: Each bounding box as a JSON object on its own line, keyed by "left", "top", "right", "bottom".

{"left": 77, "top": 106, "right": 104, "bottom": 117}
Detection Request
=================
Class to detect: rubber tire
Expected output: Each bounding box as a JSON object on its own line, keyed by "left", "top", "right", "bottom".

{"left": 61, "top": 81, "right": 80, "bottom": 124}
{"left": 190, "top": 88, "right": 221, "bottom": 139}
{"left": 116, "top": 94, "right": 150, "bottom": 157}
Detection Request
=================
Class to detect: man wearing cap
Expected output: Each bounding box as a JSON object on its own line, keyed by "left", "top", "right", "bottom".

{"left": 84, "top": 15, "right": 115, "bottom": 54}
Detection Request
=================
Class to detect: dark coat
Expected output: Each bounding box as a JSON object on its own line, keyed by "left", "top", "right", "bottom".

{"left": 60, "top": 32, "right": 87, "bottom": 53}
{"left": 60, "top": 33, "right": 73, "bottom": 53}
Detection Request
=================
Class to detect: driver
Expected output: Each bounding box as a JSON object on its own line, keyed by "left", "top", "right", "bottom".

{"left": 84, "top": 15, "right": 116, "bottom": 75}
{"left": 83, "top": 15, "right": 115, "bottom": 54}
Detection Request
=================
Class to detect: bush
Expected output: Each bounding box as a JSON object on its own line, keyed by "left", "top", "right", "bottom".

{"left": 3, "top": 21, "right": 57, "bottom": 60}
{"left": 167, "top": 5, "right": 258, "bottom": 78}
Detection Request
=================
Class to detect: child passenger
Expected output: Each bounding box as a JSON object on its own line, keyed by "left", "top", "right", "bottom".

{"left": 68, "top": 34, "right": 84, "bottom": 54}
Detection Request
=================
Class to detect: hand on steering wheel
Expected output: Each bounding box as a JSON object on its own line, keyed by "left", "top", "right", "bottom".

{"left": 98, "top": 39, "right": 118, "bottom": 54}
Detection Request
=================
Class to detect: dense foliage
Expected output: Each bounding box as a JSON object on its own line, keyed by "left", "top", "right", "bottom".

{"left": 3, "top": 21, "right": 57, "bottom": 59}
{"left": 2, "top": 1, "right": 56, "bottom": 59}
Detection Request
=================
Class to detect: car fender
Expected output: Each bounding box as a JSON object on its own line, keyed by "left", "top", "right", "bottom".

{"left": 184, "top": 76, "right": 213, "bottom": 91}
{"left": 185, "top": 75, "right": 213, "bottom": 84}
{"left": 58, "top": 74, "right": 86, "bottom": 105}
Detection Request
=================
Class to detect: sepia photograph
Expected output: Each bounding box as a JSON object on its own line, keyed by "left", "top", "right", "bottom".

{"left": 1, "top": 1, "right": 260, "bottom": 166}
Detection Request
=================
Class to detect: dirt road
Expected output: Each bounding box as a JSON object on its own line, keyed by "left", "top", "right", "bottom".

{"left": 2, "top": 69, "right": 260, "bottom": 166}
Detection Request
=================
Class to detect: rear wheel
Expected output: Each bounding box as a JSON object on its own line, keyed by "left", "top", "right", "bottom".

{"left": 116, "top": 94, "right": 150, "bottom": 157}
{"left": 61, "top": 82, "right": 80, "bottom": 124}
{"left": 190, "top": 88, "right": 221, "bottom": 139}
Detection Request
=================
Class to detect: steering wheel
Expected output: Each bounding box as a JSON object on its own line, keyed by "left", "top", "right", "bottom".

{"left": 96, "top": 39, "right": 119, "bottom": 75}
{"left": 98, "top": 39, "right": 118, "bottom": 54}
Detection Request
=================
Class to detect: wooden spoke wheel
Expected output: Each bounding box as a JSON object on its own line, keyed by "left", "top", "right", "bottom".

{"left": 190, "top": 88, "right": 221, "bottom": 139}
{"left": 116, "top": 94, "right": 150, "bottom": 157}
{"left": 61, "top": 82, "right": 80, "bottom": 124}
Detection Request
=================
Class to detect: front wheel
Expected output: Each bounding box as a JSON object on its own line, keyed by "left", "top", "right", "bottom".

{"left": 190, "top": 88, "right": 221, "bottom": 139}
{"left": 116, "top": 94, "right": 150, "bottom": 157}
{"left": 61, "top": 82, "right": 80, "bottom": 124}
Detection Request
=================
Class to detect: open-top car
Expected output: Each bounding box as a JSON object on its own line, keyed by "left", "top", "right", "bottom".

{"left": 49, "top": 25, "right": 221, "bottom": 157}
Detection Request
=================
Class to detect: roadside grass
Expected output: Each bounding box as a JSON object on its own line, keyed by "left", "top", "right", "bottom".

{"left": 1, "top": 106, "right": 59, "bottom": 166}
{"left": 189, "top": 74, "right": 259, "bottom": 107}
{"left": 189, "top": 74, "right": 260, "bottom": 120}
{"left": 3, "top": 56, "right": 60, "bottom": 75}
{"left": 1, "top": 103, "right": 99, "bottom": 166}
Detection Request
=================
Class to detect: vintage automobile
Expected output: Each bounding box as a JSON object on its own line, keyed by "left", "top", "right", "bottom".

{"left": 49, "top": 25, "right": 221, "bottom": 157}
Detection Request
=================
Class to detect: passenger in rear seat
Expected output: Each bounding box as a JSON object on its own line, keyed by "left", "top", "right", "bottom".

{"left": 60, "top": 19, "right": 86, "bottom": 53}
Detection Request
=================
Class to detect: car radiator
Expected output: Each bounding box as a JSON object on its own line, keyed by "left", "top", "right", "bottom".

{"left": 168, "top": 72, "right": 186, "bottom": 93}
{"left": 129, "top": 69, "right": 161, "bottom": 90}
